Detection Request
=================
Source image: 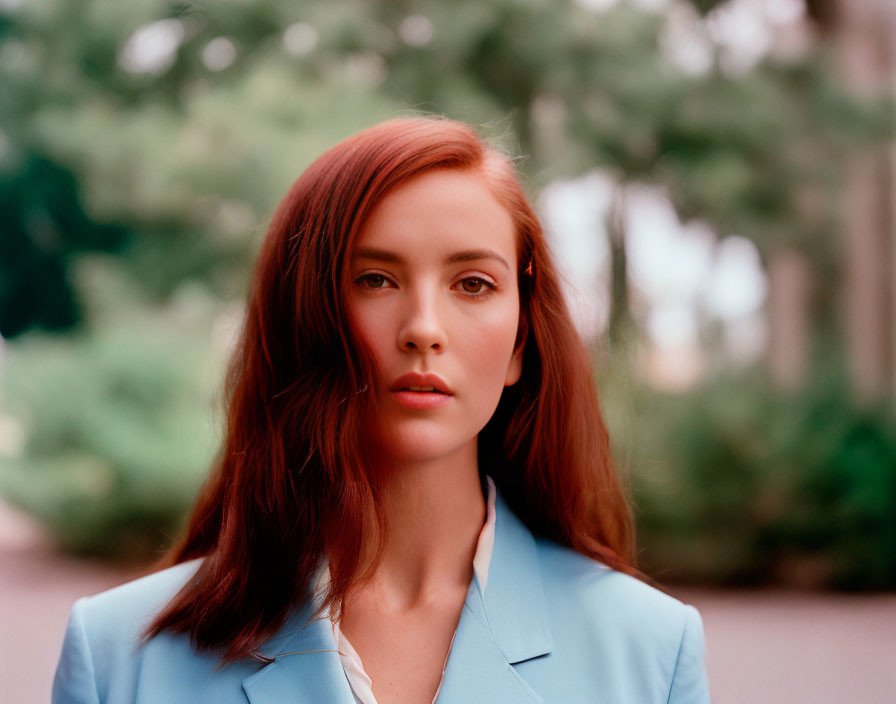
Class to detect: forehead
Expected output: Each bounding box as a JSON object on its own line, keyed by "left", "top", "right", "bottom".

{"left": 353, "top": 169, "right": 517, "bottom": 260}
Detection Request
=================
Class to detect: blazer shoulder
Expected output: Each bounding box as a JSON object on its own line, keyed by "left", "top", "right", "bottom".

{"left": 530, "top": 540, "right": 710, "bottom": 703}
{"left": 72, "top": 558, "right": 202, "bottom": 653}
{"left": 53, "top": 560, "right": 205, "bottom": 704}
{"left": 533, "top": 538, "right": 696, "bottom": 641}
{"left": 80, "top": 559, "right": 201, "bottom": 625}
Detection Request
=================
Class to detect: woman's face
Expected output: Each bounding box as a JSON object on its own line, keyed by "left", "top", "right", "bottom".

{"left": 348, "top": 168, "right": 523, "bottom": 464}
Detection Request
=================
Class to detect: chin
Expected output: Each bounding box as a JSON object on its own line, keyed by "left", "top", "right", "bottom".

{"left": 386, "top": 444, "right": 461, "bottom": 465}
{"left": 380, "top": 431, "right": 476, "bottom": 466}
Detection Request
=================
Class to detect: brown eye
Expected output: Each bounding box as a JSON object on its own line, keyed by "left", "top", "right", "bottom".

{"left": 459, "top": 277, "right": 494, "bottom": 294}
{"left": 358, "top": 274, "right": 389, "bottom": 288}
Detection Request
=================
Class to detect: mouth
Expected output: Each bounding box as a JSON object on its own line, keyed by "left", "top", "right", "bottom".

{"left": 390, "top": 387, "right": 453, "bottom": 410}
{"left": 390, "top": 373, "right": 454, "bottom": 396}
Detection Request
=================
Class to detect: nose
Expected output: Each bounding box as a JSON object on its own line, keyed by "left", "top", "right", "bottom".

{"left": 397, "top": 285, "right": 447, "bottom": 353}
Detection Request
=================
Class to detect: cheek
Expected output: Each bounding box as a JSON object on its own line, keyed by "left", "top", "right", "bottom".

{"left": 347, "top": 305, "right": 390, "bottom": 375}
{"left": 348, "top": 298, "right": 389, "bottom": 345}
{"left": 468, "top": 309, "right": 520, "bottom": 378}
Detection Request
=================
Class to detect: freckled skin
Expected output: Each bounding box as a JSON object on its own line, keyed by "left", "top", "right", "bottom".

{"left": 348, "top": 168, "right": 523, "bottom": 465}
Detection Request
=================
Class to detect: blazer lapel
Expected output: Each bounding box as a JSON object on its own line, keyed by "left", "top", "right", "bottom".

{"left": 436, "top": 490, "right": 553, "bottom": 703}
{"left": 241, "top": 600, "right": 356, "bottom": 704}
{"left": 481, "top": 492, "right": 554, "bottom": 664}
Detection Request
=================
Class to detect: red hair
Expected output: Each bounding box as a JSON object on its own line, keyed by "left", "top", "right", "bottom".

{"left": 146, "top": 117, "right": 636, "bottom": 662}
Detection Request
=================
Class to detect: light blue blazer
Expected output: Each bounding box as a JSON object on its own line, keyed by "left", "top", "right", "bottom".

{"left": 52, "top": 492, "right": 710, "bottom": 704}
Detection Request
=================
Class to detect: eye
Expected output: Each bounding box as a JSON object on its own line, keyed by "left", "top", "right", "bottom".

{"left": 457, "top": 277, "right": 496, "bottom": 295}
{"left": 355, "top": 273, "right": 392, "bottom": 289}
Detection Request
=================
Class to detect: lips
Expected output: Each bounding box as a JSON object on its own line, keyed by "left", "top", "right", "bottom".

{"left": 390, "top": 372, "right": 453, "bottom": 395}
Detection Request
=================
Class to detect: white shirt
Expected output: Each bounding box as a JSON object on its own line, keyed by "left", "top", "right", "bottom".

{"left": 320, "top": 476, "right": 497, "bottom": 704}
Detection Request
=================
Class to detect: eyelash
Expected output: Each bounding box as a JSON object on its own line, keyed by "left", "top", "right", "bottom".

{"left": 353, "top": 273, "right": 498, "bottom": 297}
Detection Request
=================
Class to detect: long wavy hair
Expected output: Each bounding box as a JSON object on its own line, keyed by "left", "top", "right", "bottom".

{"left": 146, "top": 116, "right": 636, "bottom": 662}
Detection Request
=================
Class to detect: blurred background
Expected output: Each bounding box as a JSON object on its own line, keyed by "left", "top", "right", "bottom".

{"left": 1, "top": 0, "right": 895, "bottom": 701}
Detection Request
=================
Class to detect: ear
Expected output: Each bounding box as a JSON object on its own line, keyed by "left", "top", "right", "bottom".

{"left": 504, "top": 342, "right": 524, "bottom": 387}
{"left": 504, "top": 314, "right": 527, "bottom": 387}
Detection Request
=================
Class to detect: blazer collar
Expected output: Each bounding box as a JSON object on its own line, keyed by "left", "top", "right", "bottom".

{"left": 242, "top": 488, "right": 553, "bottom": 704}
{"left": 477, "top": 490, "right": 554, "bottom": 664}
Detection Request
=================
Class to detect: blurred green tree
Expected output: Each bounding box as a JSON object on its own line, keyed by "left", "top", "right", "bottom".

{"left": 0, "top": 153, "right": 128, "bottom": 336}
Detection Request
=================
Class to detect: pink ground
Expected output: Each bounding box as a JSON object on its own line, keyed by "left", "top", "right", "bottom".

{"left": 2, "top": 500, "right": 894, "bottom": 703}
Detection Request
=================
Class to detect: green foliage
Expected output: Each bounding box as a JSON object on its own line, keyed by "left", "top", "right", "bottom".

{"left": 604, "top": 368, "right": 896, "bottom": 589}
{"left": 0, "top": 153, "right": 129, "bottom": 337}
{"left": 3, "top": 0, "right": 402, "bottom": 322}
{"left": 0, "top": 258, "right": 226, "bottom": 558}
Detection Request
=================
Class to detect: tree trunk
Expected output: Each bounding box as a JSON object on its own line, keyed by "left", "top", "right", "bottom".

{"left": 768, "top": 248, "right": 812, "bottom": 389}
{"left": 607, "top": 184, "right": 630, "bottom": 347}
{"left": 834, "top": 0, "right": 895, "bottom": 404}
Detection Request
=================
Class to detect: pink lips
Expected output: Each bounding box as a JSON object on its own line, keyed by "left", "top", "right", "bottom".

{"left": 390, "top": 372, "right": 453, "bottom": 410}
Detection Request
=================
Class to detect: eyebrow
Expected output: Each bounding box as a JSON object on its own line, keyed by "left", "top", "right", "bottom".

{"left": 352, "top": 247, "right": 511, "bottom": 271}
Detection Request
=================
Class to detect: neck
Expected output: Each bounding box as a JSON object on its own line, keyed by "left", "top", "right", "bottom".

{"left": 356, "top": 442, "right": 486, "bottom": 610}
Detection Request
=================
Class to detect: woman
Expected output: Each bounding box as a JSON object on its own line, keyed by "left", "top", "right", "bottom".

{"left": 52, "top": 117, "right": 710, "bottom": 703}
